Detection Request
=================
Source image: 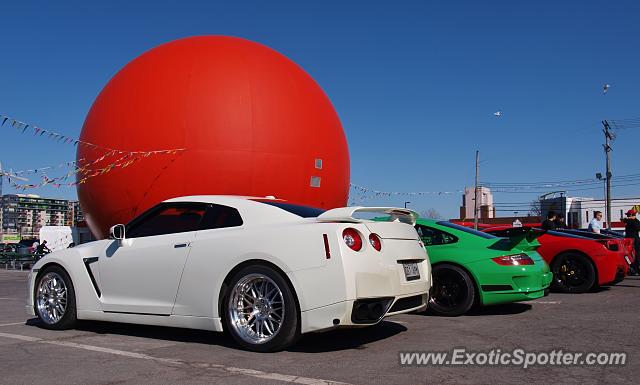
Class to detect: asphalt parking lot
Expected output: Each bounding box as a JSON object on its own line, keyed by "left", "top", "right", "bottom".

{"left": 0, "top": 269, "right": 638, "bottom": 385}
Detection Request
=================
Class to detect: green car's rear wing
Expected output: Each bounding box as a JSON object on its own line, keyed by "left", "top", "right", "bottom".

{"left": 488, "top": 227, "right": 542, "bottom": 252}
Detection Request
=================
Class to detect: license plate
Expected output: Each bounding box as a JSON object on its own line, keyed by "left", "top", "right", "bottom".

{"left": 625, "top": 256, "right": 631, "bottom": 265}
{"left": 403, "top": 263, "right": 420, "bottom": 281}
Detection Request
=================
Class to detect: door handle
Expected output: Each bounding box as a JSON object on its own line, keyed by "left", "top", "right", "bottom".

{"left": 174, "top": 243, "right": 189, "bottom": 248}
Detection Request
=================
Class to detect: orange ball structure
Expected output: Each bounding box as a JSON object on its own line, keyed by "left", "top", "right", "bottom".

{"left": 77, "top": 36, "right": 350, "bottom": 239}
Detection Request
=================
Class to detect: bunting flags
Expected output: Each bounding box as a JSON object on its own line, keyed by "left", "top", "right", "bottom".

{"left": 0, "top": 113, "right": 186, "bottom": 155}
{"left": 1, "top": 112, "right": 187, "bottom": 191}
{"left": 348, "top": 183, "right": 464, "bottom": 206}
{"left": 350, "top": 183, "right": 463, "bottom": 197}
{"left": 7, "top": 150, "right": 173, "bottom": 190}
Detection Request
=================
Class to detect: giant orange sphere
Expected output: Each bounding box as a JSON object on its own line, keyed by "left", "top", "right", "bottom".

{"left": 77, "top": 36, "right": 350, "bottom": 239}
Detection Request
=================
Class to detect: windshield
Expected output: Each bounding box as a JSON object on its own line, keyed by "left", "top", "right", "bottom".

{"left": 254, "top": 200, "right": 326, "bottom": 218}
{"left": 436, "top": 221, "right": 496, "bottom": 239}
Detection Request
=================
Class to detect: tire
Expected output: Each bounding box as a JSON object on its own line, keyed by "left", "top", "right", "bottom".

{"left": 550, "top": 253, "right": 596, "bottom": 293}
{"left": 34, "top": 265, "right": 77, "bottom": 330}
{"left": 222, "top": 265, "right": 299, "bottom": 352}
{"left": 428, "top": 264, "right": 476, "bottom": 316}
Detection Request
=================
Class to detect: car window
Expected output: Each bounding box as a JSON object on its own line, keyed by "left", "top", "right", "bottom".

{"left": 127, "top": 204, "right": 206, "bottom": 238}
{"left": 252, "top": 200, "right": 326, "bottom": 217}
{"left": 199, "top": 204, "right": 243, "bottom": 230}
{"left": 437, "top": 221, "right": 496, "bottom": 239}
{"left": 415, "top": 224, "right": 458, "bottom": 246}
{"left": 486, "top": 229, "right": 514, "bottom": 238}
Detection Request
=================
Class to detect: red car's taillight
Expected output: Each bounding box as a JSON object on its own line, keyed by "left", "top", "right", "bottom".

{"left": 369, "top": 233, "right": 382, "bottom": 251}
{"left": 492, "top": 253, "right": 534, "bottom": 266}
{"left": 343, "top": 228, "right": 363, "bottom": 251}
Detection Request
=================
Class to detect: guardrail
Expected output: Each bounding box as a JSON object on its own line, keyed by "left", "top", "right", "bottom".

{"left": 0, "top": 253, "right": 43, "bottom": 270}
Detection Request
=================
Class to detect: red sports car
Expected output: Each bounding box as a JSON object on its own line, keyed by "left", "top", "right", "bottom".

{"left": 484, "top": 226, "right": 628, "bottom": 293}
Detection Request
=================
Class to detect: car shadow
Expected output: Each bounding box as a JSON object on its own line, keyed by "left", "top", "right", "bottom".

{"left": 288, "top": 321, "right": 407, "bottom": 353}
{"left": 72, "top": 320, "right": 240, "bottom": 349}
{"left": 410, "top": 302, "right": 532, "bottom": 317}
{"left": 27, "top": 318, "right": 406, "bottom": 353}
{"left": 466, "top": 302, "right": 533, "bottom": 316}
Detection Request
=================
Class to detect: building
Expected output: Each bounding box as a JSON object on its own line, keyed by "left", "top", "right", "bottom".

{"left": 539, "top": 193, "right": 640, "bottom": 229}
{"left": 0, "top": 194, "right": 85, "bottom": 242}
{"left": 460, "top": 186, "right": 495, "bottom": 220}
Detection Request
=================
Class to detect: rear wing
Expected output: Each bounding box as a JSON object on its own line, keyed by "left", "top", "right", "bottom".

{"left": 489, "top": 227, "right": 543, "bottom": 252}
{"left": 316, "top": 207, "right": 418, "bottom": 225}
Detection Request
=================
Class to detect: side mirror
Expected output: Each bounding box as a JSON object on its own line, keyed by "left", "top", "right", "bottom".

{"left": 110, "top": 224, "right": 126, "bottom": 240}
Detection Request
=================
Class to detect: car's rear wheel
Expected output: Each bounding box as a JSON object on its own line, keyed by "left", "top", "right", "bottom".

{"left": 428, "top": 264, "right": 476, "bottom": 316}
{"left": 551, "top": 253, "right": 596, "bottom": 293}
{"left": 223, "top": 265, "right": 299, "bottom": 352}
{"left": 34, "top": 266, "right": 77, "bottom": 329}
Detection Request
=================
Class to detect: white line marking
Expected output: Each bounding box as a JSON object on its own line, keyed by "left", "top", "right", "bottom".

{"left": 0, "top": 331, "right": 349, "bottom": 384}
{"left": 0, "top": 332, "right": 39, "bottom": 341}
{"left": 0, "top": 322, "right": 26, "bottom": 327}
{"left": 0, "top": 298, "right": 20, "bottom": 300}
{"left": 529, "top": 301, "right": 561, "bottom": 304}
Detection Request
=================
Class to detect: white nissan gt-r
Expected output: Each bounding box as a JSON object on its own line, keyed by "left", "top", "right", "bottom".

{"left": 27, "top": 196, "right": 431, "bottom": 352}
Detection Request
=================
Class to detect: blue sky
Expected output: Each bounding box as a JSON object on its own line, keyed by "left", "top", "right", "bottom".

{"left": 1, "top": 0, "right": 639, "bottom": 218}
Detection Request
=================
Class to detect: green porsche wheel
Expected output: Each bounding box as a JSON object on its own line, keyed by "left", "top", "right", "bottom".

{"left": 428, "top": 264, "right": 476, "bottom": 316}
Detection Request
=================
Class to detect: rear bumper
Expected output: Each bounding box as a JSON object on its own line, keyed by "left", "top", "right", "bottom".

{"left": 605, "top": 267, "right": 626, "bottom": 285}
{"left": 300, "top": 292, "right": 428, "bottom": 333}
{"left": 594, "top": 252, "right": 628, "bottom": 285}
{"left": 470, "top": 258, "right": 552, "bottom": 306}
{"left": 296, "top": 234, "right": 431, "bottom": 333}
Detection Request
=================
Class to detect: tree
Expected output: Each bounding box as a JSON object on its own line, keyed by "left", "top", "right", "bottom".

{"left": 530, "top": 199, "right": 542, "bottom": 216}
{"left": 421, "top": 208, "right": 442, "bottom": 220}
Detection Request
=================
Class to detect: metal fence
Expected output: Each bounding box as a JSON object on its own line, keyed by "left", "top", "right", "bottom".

{"left": 0, "top": 252, "right": 42, "bottom": 270}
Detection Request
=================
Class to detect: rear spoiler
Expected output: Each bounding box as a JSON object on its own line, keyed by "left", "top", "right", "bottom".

{"left": 316, "top": 207, "right": 419, "bottom": 225}
{"left": 489, "top": 227, "right": 543, "bottom": 252}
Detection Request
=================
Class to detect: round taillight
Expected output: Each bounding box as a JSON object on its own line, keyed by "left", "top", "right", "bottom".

{"left": 369, "top": 233, "right": 382, "bottom": 251}
{"left": 343, "top": 228, "right": 363, "bottom": 251}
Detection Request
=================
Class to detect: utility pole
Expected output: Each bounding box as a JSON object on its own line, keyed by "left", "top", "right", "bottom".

{"left": 602, "top": 120, "right": 613, "bottom": 230}
{"left": 474, "top": 150, "right": 479, "bottom": 230}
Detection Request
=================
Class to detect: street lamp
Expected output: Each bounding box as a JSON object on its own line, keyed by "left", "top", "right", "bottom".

{"left": 404, "top": 201, "right": 410, "bottom": 208}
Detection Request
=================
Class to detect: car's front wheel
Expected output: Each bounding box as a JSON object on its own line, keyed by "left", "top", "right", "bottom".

{"left": 551, "top": 253, "right": 596, "bottom": 293}
{"left": 34, "top": 265, "right": 77, "bottom": 329}
{"left": 428, "top": 264, "right": 476, "bottom": 316}
{"left": 223, "top": 265, "right": 299, "bottom": 352}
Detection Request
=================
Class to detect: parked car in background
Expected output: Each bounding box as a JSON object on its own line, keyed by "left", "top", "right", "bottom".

{"left": 27, "top": 196, "right": 431, "bottom": 352}
{"left": 1, "top": 243, "right": 32, "bottom": 255}
{"left": 382, "top": 219, "right": 551, "bottom": 316}
{"left": 556, "top": 228, "right": 635, "bottom": 268}
{"left": 484, "top": 226, "right": 628, "bottom": 293}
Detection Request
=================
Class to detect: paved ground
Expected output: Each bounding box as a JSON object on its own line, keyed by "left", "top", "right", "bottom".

{"left": 0, "top": 269, "right": 638, "bottom": 385}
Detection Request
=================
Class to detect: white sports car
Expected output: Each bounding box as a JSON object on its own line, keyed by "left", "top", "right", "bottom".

{"left": 27, "top": 196, "right": 431, "bottom": 352}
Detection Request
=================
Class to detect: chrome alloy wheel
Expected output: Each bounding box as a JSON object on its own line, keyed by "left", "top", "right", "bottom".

{"left": 228, "top": 273, "right": 285, "bottom": 345}
{"left": 36, "top": 272, "right": 68, "bottom": 325}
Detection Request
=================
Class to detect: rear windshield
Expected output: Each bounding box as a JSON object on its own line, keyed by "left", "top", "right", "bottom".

{"left": 254, "top": 200, "right": 326, "bottom": 218}
{"left": 436, "top": 221, "right": 496, "bottom": 239}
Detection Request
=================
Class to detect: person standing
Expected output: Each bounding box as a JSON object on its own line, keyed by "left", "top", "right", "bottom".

{"left": 554, "top": 215, "right": 567, "bottom": 229}
{"left": 622, "top": 209, "right": 640, "bottom": 276}
{"left": 588, "top": 211, "right": 603, "bottom": 234}
{"left": 542, "top": 211, "right": 557, "bottom": 231}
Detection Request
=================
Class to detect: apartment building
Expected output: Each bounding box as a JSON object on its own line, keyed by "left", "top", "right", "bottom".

{"left": 0, "top": 194, "right": 84, "bottom": 241}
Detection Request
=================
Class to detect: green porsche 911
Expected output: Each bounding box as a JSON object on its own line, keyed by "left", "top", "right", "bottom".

{"left": 414, "top": 219, "right": 552, "bottom": 316}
